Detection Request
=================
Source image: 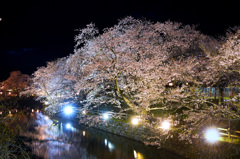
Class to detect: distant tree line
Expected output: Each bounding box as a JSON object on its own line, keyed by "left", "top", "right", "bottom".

{"left": 0, "top": 71, "right": 31, "bottom": 98}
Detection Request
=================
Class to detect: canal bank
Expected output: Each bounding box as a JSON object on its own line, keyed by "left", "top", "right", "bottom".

{"left": 73, "top": 114, "right": 240, "bottom": 159}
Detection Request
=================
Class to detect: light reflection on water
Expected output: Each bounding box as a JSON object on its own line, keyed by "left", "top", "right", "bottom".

{"left": 22, "top": 113, "right": 181, "bottom": 159}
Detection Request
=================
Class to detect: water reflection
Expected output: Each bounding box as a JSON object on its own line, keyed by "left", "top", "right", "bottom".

{"left": 104, "top": 139, "right": 115, "bottom": 152}
{"left": 22, "top": 113, "right": 182, "bottom": 159}
{"left": 133, "top": 150, "right": 144, "bottom": 159}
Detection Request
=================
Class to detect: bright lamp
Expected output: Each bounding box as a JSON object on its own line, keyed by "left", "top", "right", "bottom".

{"left": 204, "top": 127, "right": 220, "bottom": 144}
{"left": 64, "top": 106, "right": 73, "bottom": 115}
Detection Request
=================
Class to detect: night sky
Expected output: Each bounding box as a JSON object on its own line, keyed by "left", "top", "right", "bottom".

{"left": 0, "top": 0, "right": 239, "bottom": 81}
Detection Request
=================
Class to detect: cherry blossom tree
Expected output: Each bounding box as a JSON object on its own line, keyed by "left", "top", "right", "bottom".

{"left": 213, "top": 27, "right": 240, "bottom": 110}
{"left": 201, "top": 28, "right": 240, "bottom": 103}
{"left": 23, "top": 57, "right": 76, "bottom": 114}
{"left": 28, "top": 17, "right": 240, "bottom": 146}
{"left": 177, "top": 28, "right": 240, "bottom": 143}
{"left": 66, "top": 17, "right": 240, "bottom": 145}
{"left": 66, "top": 17, "right": 207, "bottom": 115}
{"left": 2, "top": 71, "right": 30, "bottom": 97}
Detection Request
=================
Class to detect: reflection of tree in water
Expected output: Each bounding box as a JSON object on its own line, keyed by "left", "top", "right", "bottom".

{"left": 23, "top": 113, "right": 97, "bottom": 159}
{"left": 23, "top": 113, "right": 181, "bottom": 159}
{"left": 30, "top": 140, "right": 97, "bottom": 159}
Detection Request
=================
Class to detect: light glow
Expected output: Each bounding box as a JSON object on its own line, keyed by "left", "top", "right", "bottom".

{"left": 131, "top": 117, "right": 139, "bottom": 125}
{"left": 108, "top": 142, "right": 115, "bottom": 151}
{"left": 205, "top": 127, "right": 220, "bottom": 143}
{"left": 168, "top": 82, "right": 174, "bottom": 87}
{"left": 66, "top": 123, "right": 71, "bottom": 129}
{"left": 83, "top": 131, "right": 86, "bottom": 136}
{"left": 82, "top": 110, "right": 86, "bottom": 115}
{"left": 161, "top": 120, "right": 171, "bottom": 130}
{"left": 64, "top": 106, "right": 73, "bottom": 115}
{"left": 103, "top": 113, "right": 109, "bottom": 120}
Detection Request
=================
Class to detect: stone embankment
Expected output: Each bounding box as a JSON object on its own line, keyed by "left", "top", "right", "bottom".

{"left": 76, "top": 115, "right": 240, "bottom": 159}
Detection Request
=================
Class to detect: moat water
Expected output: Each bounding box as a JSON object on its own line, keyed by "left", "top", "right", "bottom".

{"left": 22, "top": 113, "right": 181, "bottom": 159}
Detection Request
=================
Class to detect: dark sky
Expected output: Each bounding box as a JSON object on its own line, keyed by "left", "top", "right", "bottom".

{"left": 0, "top": 0, "right": 239, "bottom": 80}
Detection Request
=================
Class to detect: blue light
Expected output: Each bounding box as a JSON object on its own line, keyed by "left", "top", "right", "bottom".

{"left": 103, "top": 113, "right": 109, "bottom": 120}
{"left": 66, "top": 123, "right": 71, "bottom": 129}
{"left": 64, "top": 106, "right": 73, "bottom": 115}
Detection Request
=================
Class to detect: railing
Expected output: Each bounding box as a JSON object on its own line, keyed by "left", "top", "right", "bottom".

{"left": 218, "top": 127, "right": 240, "bottom": 139}
{"left": 92, "top": 110, "right": 130, "bottom": 120}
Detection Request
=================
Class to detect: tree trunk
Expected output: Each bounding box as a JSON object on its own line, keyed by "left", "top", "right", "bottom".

{"left": 214, "top": 87, "right": 216, "bottom": 100}
{"left": 115, "top": 74, "right": 140, "bottom": 114}
{"left": 229, "top": 87, "right": 234, "bottom": 99}
{"left": 218, "top": 85, "right": 224, "bottom": 105}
